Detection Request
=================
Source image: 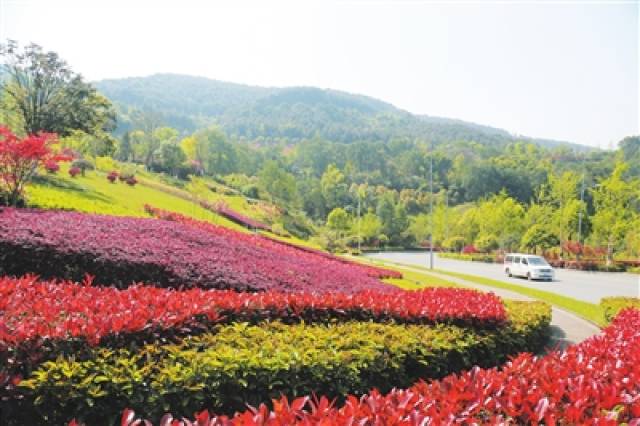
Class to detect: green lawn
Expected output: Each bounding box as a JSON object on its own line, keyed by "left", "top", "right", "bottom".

{"left": 26, "top": 166, "right": 319, "bottom": 250}
{"left": 27, "top": 167, "right": 249, "bottom": 232}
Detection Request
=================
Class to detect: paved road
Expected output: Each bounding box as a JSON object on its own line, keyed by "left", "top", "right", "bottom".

{"left": 384, "top": 264, "right": 600, "bottom": 348}
{"left": 366, "top": 251, "right": 640, "bottom": 304}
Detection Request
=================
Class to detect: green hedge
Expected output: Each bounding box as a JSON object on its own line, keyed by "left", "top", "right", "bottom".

{"left": 601, "top": 297, "right": 640, "bottom": 324}
{"left": 9, "top": 301, "right": 550, "bottom": 425}
{"left": 438, "top": 252, "right": 498, "bottom": 263}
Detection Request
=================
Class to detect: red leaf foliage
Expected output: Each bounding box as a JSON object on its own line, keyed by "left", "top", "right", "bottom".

{"left": 0, "top": 275, "right": 505, "bottom": 349}
{"left": 117, "top": 308, "right": 640, "bottom": 425}
{"left": 0, "top": 126, "right": 60, "bottom": 200}
{"left": 0, "top": 208, "right": 396, "bottom": 292}
{"left": 145, "top": 204, "right": 402, "bottom": 280}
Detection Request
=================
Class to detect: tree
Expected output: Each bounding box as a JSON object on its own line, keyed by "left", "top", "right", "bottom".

{"left": 156, "top": 141, "right": 186, "bottom": 175}
{"left": 258, "top": 161, "right": 299, "bottom": 207}
{"left": 192, "top": 127, "right": 237, "bottom": 175}
{"left": 0, "top": 126, "right": 62, "bottom": 205}
{"left": 357, "top": 212, "right": 383, "bottom": 245}
{"left": 474, "top": 234, "right": 499, "bottom": 253}
{"left": 60, "top": 130, "right": 116, "bottom": 158}
{"left": 590, "top": 163, "right": 637, "bottom": 263}
{"left": 0, "top": 41, "right": 115, "bottom": 137}
{"left": 327, "top": 207, "right": 351, "bottom": 232}
{"left": 520, "top": 224, "right": 559, "bottom": 253}
{"left": 320, "top": 164, "right": 348, "bottom": 211}
{"left": 116, "top": 132, "right": 133, "bottom": 162}
{"left": 376, "top": 192, "right": 396, "bottom": 237}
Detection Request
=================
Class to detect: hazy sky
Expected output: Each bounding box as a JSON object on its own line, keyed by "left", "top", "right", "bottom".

{"left": 1, "top": 0, "right": 638, "bottom": 147}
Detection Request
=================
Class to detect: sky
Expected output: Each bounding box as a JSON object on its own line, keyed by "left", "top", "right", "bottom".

{"left": 0, "top": 0, "right": 638, "bottom": 148}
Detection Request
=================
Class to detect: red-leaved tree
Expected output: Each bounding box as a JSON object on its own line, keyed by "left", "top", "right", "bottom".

{"left": 0, "top": 125, "right": 62, "bottom": 206}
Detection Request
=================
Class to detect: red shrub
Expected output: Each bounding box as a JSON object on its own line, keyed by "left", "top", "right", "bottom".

{"left": 0, "top": 275, "right": 505, "bottom": 351}
{"left": 68, "top": 166, "right": 81, "bottom": 178}
{"left": 107, "top": 171, "right": 118, "bottom": 183}
{"left": 146, "top": 204, "right": 402, "bottom": 280}
{"left": 0, "top": 126, "right": 62, "bottom": 205}
{"left": 462, "top": 245, "right": 478, "bottom": 254}
{"left": 0, "top": 208, "right": 396, "bottom": 292}
{"left": 44, "top": 160, "right": 60, "bottom": 173}
{"left": 125, "top": 176, "right": 137, "bottom": 186}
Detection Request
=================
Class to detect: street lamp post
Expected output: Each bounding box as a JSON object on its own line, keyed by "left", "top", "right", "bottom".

{"left": 357, "top": 188, "right": 361, "bottom": 253}
{"left": 578, "top": 173, "right": 586, "bottom": 244}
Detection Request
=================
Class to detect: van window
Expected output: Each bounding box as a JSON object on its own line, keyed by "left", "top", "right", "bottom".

{"left": 505, "top": 255, "right": 513, "bottom": 263}
{"left": 514, "top": 256, "right": 520, "bottom": 263}
{"left": 522, "top": 258, "right": 528, "bottom": 265}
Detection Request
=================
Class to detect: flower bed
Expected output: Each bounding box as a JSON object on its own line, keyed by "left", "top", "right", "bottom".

{"left": 144, "top": 205, "right": 401, "bottom": 280}
{"left": 0, "top": 208, "right": 394, "bottom": 292}
{"left": 0, "top": 275, "right": 506, "bottom": 374}
{"left": 108, "top": 308, "right": 640, "bottom": 425}
{"left": 11, "top": 301, "right": 550, "bottom": 424}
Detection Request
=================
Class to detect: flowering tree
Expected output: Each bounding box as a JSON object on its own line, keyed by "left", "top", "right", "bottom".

{"left": 0, "top": 126, "right": 61, "bottom": 206}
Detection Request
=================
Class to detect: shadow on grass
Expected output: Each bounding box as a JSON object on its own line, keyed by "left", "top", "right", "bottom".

{"left": 31, "top": 175, "right": 115, "bottom": 204}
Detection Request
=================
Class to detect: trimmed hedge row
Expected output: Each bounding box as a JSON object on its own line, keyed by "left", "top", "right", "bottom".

{"left": 601, "top": 297, "right": 640, "bottom": 323}
{"left": 0, "top": 275, "right": 506, "bottom": 377}
{"left": 119, "top": 308, "right": 640, "bottom": 425}
{"left": 0, "top": 208, "right": 392, "bottom": 293}
{"left": 6, "top": 301, "right": 551, "bottom": 425}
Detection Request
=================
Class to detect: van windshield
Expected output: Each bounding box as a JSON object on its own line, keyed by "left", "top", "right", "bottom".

{"left": 528, "top": 257, "right": 549, "bottom": 266}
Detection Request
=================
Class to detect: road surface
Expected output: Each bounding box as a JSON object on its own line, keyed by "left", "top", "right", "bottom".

{"left": 365, "top": 251, "right": 640, "bottom": 304}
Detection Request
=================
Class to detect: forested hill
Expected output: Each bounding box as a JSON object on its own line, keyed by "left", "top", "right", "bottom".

{"left": 95, "top": 73, "right": 588, "bottom": 150}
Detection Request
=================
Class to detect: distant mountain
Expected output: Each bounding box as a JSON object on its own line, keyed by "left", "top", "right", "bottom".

{"left": 95, "top": 73, "right": 590, "bottom": 150}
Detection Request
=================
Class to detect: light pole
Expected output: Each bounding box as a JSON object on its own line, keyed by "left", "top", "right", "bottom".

{"left": 577, "top": 172, "right": 586, "bottom": 244}
{"left": 357, "top": 188, "right": 361, "bottom": 253}
{"left": 429, "top": 144, "right": 434, "bottom": 269}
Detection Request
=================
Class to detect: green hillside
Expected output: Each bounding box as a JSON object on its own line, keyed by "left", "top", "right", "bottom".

{"left": 95, "top": 73, "right": 589, "bottom": 150}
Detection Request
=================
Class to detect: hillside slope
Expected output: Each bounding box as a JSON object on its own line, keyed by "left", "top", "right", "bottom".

{"left": 95, "top": 73, "right": 588, "bottom": 150}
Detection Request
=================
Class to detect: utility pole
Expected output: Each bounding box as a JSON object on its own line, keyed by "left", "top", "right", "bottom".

{"left": 429, "top": 144, "right": 434, "bottom": 269}
{"left": 357, "top": 188, "right": 361, "bottom": 253}
{"left": 578, "top": 171, "right": 586, "bottom": 245}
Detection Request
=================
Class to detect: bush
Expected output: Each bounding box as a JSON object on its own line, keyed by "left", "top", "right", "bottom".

{"left": 44, "top": 160, "right": 59, "bottom": 174}
{"left": 14, "top": 301, "right": 550, "bottom": 424}
{"left": 0, "top": 275, "right": 506, "bottom": 375}
{"left": 439, "top": 252, "right": 498, "bottom": 263}
{"left": 474, "top": 234, "right": 499, "bottom": 253}
{"left": 118, "top": 308, "right": 640, "bottom": 425}
{"left": 442, "top": 236, "right": 465, "bottom": 252}
{"left": 70, "top": 159, "right": 94, "bottom": 176}
{"left": 241, "top": 184, "right": 259, "bottom": 199}
{"left": 0, "top": 208, "right": 396, "bottom": 292}
{"left": 68, "top": 166, "right": 81, "bottom": 178}
{"left": 461, "top": 244, "right": 478, "bottom": 254}
{"left": 94, "top": 156, "right": 116, "bottom": 172}
{"left": 106, "top": 170, "right": 118, "bottom": 183}
{"left": 125, "top": 176, "right": 138, "bottom": 186}
{"left": 601, "top": 297, "right": 640, "bottom": 323}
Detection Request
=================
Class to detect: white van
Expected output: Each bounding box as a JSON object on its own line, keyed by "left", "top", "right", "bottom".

{"left": 504, "top": 253, "right": 555, "bottom": 281}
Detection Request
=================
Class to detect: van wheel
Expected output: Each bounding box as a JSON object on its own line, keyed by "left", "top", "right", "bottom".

{"left": 527, "top": 273, "right": 532, "bottom": 281}
{"left": 506, "top": 268, "right": 512, "bottom": 277}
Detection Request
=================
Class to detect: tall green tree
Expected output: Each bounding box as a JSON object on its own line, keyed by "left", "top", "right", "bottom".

{"left": 320, "top": 164, "right": 348, "bottom": 212}
{"left": 258, "top": 161, "right": 299, "bottom": 207}
{"left": 0, "top": 41, "right": 115, "bottom": 136}
{"left": 590, "top": 163, "right": 638, "bottom": 263}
